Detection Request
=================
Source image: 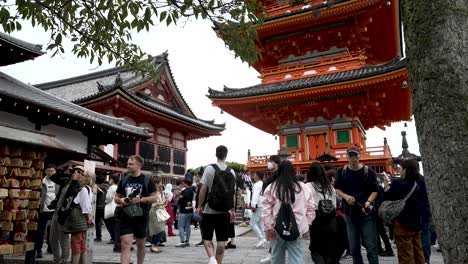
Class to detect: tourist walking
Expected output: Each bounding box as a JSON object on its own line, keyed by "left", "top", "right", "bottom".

{"left": 251, "top": 171, "right": 266, "bottom": 248}
{"left": 104, "top": 175, "right": 119, "bottom": 244}
{"left": 49, "top": 165, "right": 83, "bottom": 264}
{"left": 66, "top": 170, "right": 95, "bottom": 264}
{"left": 114, "top": 155, "right": 157, "bottom": 264}
{"left": 176, "top": 178, "right": 194, "bottom": 247}
{"left": 260, "top": 154, "right": 281, "bottom": 264}
{"left": 35, "top": 164, "right": 58, "bottom": 258}
{"left": 262, "top": 160, "right": 315, "bottom": 264}
{"left": 306, "top": 162, "right": 339, "bottom": 264}
{"left": 334, "top": 146, "right": 380, "bottom": 264}
{"left": 383, "top": 159, "right": 425, "bottom": 264}
{"left": 164, "top": 183, "right": 175, "bottom": 237}
{"left": 197, "top": 145, "right": 236, "bottom": 264}
{"left": 148, "top": 177, "right": 167, "bottom": 253}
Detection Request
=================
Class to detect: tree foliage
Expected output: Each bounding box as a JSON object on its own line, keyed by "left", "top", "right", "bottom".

{"left": 0, "top": 0, "right": 265, "bottom": 76}
{"left": 190, "top": 161, "right": 245, "bottom": 176}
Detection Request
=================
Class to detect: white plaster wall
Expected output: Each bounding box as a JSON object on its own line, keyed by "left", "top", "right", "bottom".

{"left": 41, "top": 124, "right": 88, "bottom": 153}
{"left": 0, "top": 112, "right": 35, "bottom": 130}
{"left": 0, "top": 111, "right": 89, "bottom": 153}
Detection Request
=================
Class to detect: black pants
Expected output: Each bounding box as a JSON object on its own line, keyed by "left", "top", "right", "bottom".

{"left": 95, "top": 207, "right": 105, "bottom": 240}
{"left": 114, "top": 208, "right": 122, "bottom": 250}
{"left": 377, "top": 217, "right": 392, "bottom": 251}
{"left": 104, "top": 217, "right": 115, "bottom": 241}
{"left": 35, "top": 211, "right": 54, "bottom": 253}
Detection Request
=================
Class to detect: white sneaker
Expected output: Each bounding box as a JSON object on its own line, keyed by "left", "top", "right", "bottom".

{"left": 255, "top": 238, "right": 267, "bottom": 248}
{"left": 208, "top": 257, "right": 218, "bottom": 264}
{"left": 260, "top": 253, "right": 272, "bottom": 263}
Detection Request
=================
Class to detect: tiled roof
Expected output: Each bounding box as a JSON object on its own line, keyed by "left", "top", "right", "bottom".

{"left": 0, "top": 71, "right": 150, "bottom": 139}
{"left": 0, "top": 31, "right": 45, "bottom": 55}
{"left": 208, "top": 58, "right": 406, "bottom": 99}
{"left": 35, "top": 52, "right": 225, "bottom": 132}
{"left": 264, "top": 0, "right": 351, "bottom": 22}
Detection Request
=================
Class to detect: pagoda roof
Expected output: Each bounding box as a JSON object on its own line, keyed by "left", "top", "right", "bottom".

{"left": 35, "top": 52, "right": 225, "bottom": 135}
{"left": 0, "top": 72, "right": 151, "bottom": 143}
{"left": 0, "top": 31, "right": 45, "bottom": 66}
{"left": 263, "top": 0, "right": 351, "bottom": 22}
{"left": 208, "top": 57, "right": 406, "bottom": 99}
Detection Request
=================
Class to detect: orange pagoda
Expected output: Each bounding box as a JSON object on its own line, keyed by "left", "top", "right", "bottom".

{"left": 208, "top": 0, "right": 412, "bottom": 174}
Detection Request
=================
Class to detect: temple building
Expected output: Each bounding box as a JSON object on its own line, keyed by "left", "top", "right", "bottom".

{"left": 209, "top": 0, "right": 412, "bottom": 174}
{"left": 37, "top": 52, "right": 225, "bottom": 177}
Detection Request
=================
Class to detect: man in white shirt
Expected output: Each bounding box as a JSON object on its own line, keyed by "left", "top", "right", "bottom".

{"left": 251, "top": 171, "right": 266, "bottom": 248}
{"left": 35, "top": 164, "right": 58, "bottom": 258}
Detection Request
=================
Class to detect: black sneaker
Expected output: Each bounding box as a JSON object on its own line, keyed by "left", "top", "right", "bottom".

{"left": 225, "top": 241, "right": 237, "bottom": 249}
{"left": 195, "top": 241, "right": 204, "bottom": 246}
{"left": 94, "top": 238, "right": 102, "bottom": 242}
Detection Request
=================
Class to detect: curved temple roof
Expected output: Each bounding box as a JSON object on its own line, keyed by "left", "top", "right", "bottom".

{"left": 208, "top": 57, "right": 406, "bottom": 99}
{"left": 0, "top": 72, "right": 151, "bottom": 141}
{"left": 36, "top": 52, "right": 225, "bottom": 134}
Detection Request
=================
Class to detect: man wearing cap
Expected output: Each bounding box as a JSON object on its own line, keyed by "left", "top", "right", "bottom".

{"left": 334, "top": 146, "right": 379, "bottom": 264}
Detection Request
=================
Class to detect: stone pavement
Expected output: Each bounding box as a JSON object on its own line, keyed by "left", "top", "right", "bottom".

{"left": 5, "top": 225, "right": 444, "bottom": 263}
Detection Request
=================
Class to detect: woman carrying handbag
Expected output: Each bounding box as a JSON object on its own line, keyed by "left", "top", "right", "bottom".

{"left": 148, "top": 178, "right": 169, "bottom": 253}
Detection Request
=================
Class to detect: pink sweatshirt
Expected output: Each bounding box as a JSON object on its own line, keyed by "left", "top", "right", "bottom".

{"left": 262, "top": 181, "right": 316, "bottom": 235}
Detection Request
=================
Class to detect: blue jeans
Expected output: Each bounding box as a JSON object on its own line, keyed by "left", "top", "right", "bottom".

{"left": 271, "top": 233, "right": 304, "bottom": 264}
{"left": 178, "top": 213, "right": 193, "bottom": 242}
{"left": 151, "top": 232, "right": 163, "bottom": 246}
{"left": 344, "top": 214, "right": 379, "bottom": 264}
{"left": 421, "top": 220, "right": 431, "bottom": 263}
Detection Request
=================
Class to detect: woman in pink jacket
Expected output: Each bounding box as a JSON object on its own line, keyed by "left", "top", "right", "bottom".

{"left": 262, "top": 160, "right": 316, "bottom": 264}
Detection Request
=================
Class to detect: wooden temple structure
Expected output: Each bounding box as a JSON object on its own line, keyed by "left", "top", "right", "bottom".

{"left": 209, "top": 0, "right": 412, "bottom": 174}
{"left": 37, "top": 52, "right": 225, "bottom": 177}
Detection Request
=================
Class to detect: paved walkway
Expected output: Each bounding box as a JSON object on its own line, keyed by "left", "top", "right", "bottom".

{"left": 5, "top": 225, "right": 444, "bottom": 263}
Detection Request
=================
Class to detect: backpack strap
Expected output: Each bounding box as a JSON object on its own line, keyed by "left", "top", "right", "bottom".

{"left": 403, "top": 182, "right": 418, "bottom": 201}
{"left": 143, "top": 175, "right": 151, "bottom": 196}
{"left": 211, "top": 163, "right": 220, "bottom": 172}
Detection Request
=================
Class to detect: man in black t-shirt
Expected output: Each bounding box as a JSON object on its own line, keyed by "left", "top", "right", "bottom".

{"left": 114, "top": 155, "right": 156, "bottom": 264}
{"left": 175, "top": 178, "right": 194, "bottom": 247}
{"left": 335, "top": 146, "right": 379, "bottom": 264}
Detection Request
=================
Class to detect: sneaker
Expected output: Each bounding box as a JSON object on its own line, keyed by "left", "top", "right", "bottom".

{"left": 175, "top": 242, "right": 186, "bottom": 248}
{"left": 94, "top": 238, "right": 102, "bottom": 242}
{"left": 106, "top": 240, "right": 114, "bottom": 245}
{"left": 184, "top": 241, "right": 190, "bottom": 247}
{"left": 46, "top": 248, "right": 53, "bottom": 254}
{"left": 145, "top": 242, "right": 152, "bottom": 247}
{"left": 239, "top": 222, "right": 248, "bottom": 227}
{"left": 225, "top": 241, "right": 237, "bottom": 249}
{"left": 260, "top": 253, "right": 272, "bottom": 263}
{"left": 208, "top": 257, "right": 218, "bottom": 264}
{"left": 255, "top": 238, "right": 267, "bottom": 248}
{"left": 380, "top": 250, "right": 395, "bottom": 257}
{"left": 36, "top": 251, "right": 43, "bottom": 259}
{"left": 196, "top": 241, "right": 204, "bottom": 246}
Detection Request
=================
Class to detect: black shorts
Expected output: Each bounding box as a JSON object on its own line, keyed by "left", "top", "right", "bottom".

{"left": 200, "top": 213, "right": 230, "bottom": 242}
{"left": 116, "top": 208, "right": 148, "bottom": 239}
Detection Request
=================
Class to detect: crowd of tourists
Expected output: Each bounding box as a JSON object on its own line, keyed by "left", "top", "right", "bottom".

{"left": 35, "top": 145, "right": 435, "bottom": 264}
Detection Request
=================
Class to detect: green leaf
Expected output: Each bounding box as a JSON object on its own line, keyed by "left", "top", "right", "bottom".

{"left": 159, "top": 11, "right": 167, "bottom": 22}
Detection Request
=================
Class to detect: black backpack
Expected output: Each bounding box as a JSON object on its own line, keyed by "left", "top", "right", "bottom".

{"left": 274, "top": 202, "right": 300, "bottom": 241}
{"left": 207, "top": 164, "right": 235, "bottom": 212}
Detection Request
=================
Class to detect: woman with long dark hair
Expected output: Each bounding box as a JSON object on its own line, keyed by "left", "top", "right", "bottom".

{"left": 383, "top": 159, "right": 425, "bottom": 264}
{"left": 262, "top": 160, "right": 315, "bottom": 264}
{"left": 306, "top": 162, "right": 340, "bottom": 264}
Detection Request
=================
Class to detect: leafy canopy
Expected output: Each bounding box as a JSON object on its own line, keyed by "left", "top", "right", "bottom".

{"left": 0, "top": 0, "right": 266, "bottom": 75}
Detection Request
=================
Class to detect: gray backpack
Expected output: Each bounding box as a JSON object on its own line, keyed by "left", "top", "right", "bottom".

{"left": 378, "top": 182, "right": 417, "bottom": 225}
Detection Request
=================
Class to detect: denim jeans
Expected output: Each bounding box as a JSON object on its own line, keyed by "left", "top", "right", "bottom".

{"left": 178, "top": 213, "right": 193, "bottom": 242}
{"left": 420, "top": 220, "right": 431, "bottom": 263}
{"left": 151, "top": 232, "right": 163, "bottom": 246}
{"left": 250, "top": 207, "right": 265, "bottom": 240}
{"left": 344, "top": 214, "right": 379, "bottom": 264}
{"left": 271, "top": 233, "right": 304, "bottom": 264}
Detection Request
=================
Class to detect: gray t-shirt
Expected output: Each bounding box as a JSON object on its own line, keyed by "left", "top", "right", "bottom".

{"left": 201, "top": 162, "right": 236, "bottom": 214}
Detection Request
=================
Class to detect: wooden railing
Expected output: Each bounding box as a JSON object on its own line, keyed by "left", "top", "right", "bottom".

{"left": 247, "top": 144, "right": 392, "bottom": 167}
{"left": 264, "top": 0, "right": 327, "bottom": 17}
{"left": 261, "top": 50, "right": 366, "bottom": 84}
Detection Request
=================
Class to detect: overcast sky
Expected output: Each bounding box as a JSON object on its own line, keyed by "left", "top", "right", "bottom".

{"left": 0, "top": 19, "right": 421, "bottom": 169}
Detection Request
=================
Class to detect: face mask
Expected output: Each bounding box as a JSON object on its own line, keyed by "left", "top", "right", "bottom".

{"left": 267, "top": 162, "right": 274, "bottom": 170}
